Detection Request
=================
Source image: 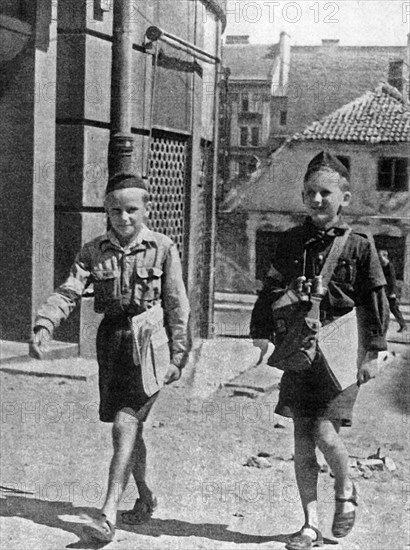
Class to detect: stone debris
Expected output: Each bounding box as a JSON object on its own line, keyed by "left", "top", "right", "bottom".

{"left": 152, "top": 421, "right": 164, "bottom": 428}
{"left": 244, "top": 455, "right": 272, "bottom": 468}
{"left": 383, "top": 456, "right": 397, "bottom": 472}
{"left": 346, "top": 449, "right": 397, "bottom": 478}
{"left": 357, "top": 458, "right": 384, "bottom": 470}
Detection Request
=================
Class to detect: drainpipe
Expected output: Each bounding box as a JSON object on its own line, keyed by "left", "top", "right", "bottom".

{"left": 206, "top": 19, "right": 222, "bottom": 338}
{"left": 109, "top": 0, "right": 135, "bottom": 177}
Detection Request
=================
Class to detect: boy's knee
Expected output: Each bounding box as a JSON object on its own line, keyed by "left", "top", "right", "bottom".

{"left": 113, "top": 409, "right": 142, "bottom": 437}
{"left": 315, "top": 430, "right": 339, "bottom": 453}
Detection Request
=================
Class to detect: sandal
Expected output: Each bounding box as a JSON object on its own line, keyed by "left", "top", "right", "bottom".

{"left": 121, "top": 496, "right": 158, "bottom": 525}
{"left": 83, "top": 513, "right": 115, "bottom": 542}
{"left": 332, "top": 481, "right": 358, "bottom": 538}
{"left": 285, "top": 524, "right": 323, "bottom": 550}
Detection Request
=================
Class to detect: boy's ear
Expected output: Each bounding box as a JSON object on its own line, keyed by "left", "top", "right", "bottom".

{"left": 342, "top": 191, "right": 351, "bottom": 206}
{"left": 145, "top": 201, "right": 152, "bottom": 214}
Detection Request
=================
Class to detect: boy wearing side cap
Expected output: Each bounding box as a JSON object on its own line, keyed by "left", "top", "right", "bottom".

{"left": 251, "top": 152, "right": 389, "bottom": 549}
{"left": 30, "top": 173, "right": 190, "bottom": 542}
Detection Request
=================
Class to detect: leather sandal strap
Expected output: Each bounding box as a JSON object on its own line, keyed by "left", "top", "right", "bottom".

{"left": 335, "top": 495, "right": 358, "bottom": 505}
{"left": 303, "top": 524, "right": 323, "bottom": 540}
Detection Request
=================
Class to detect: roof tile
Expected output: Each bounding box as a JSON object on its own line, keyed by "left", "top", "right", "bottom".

{"left": 294, "top": 83, "right": 410, "bottom": 143}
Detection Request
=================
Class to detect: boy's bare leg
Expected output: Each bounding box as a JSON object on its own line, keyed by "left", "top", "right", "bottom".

{"left": 101, "top": 410, "right": 140, "bottom": 525}
{"left": 314, "top": 419, "right": 355, "bottom": 514}
{"left": 293, "top": 418, "right": 320, "bottom": 535}
{"left": 131, "top": 423, "right": 155, "bottom": 504}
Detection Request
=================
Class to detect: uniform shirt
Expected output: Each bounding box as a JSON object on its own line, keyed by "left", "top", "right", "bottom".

{"left": 35, "top": 225, "right": 190, "bottom": 368}
{"left": 251, "top": 218, "right": 389, "bottom": 352}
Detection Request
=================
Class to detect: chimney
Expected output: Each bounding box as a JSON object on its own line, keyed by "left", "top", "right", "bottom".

{"left": 225, "top": 35, "right": 250, "bottom": 45}
{"left": 388, "top": 35, "right": 409, "bottom": 103}
{"left": 321, "top": 39, "right": 340, "bottom": 48}
{"left": 388, "top": 59, "right": 404, "bottom": 93}
{"left": 279, "top": 31, "right": 290, "bottom": 90}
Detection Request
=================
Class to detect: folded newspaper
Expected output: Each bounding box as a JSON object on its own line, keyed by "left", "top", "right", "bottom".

{"left": 318, "top": 308, "right": 361, "bottom": 391}
{"left": 131, "top": 304, "right": 170, "bottom": 397}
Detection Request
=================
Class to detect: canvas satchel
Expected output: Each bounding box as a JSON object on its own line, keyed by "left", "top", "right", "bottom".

{"left": 267, "top": 229, "right": 354, "bottom": 380}
{"left": 131, "top": 303, "right": 171, "bottom": 397}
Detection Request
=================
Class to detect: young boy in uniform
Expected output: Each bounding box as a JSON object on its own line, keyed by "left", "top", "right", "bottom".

{"left": 251, "top": 152, "right": 389, "bottom": 549}
{"left": 30, "top": 173, "right": 190, "bottom": 542}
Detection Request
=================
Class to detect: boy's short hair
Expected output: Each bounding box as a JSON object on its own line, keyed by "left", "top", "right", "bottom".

{"left": 304, "top": 151, "right": 350, "bottom": 192}
{"left": 105, "top": 173, "right": 150, "bottom": 203}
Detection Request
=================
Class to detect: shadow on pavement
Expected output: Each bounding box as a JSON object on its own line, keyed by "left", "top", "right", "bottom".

{"left": 121, "top": 518, "right": 338, "bottom": 545}
{"left": 0, "top": 494, "right": 108, "bottom": 549}
{"left": 0, "top": 493, "right": 338, "bottom": 548}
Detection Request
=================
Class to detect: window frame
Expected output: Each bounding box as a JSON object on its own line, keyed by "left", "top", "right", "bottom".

{"left": 251, "top": 126, "right": 260, "bottom": 147}
{"left": 239, "top": 126, "right": 248, "bottom": 146}
{"left": 241, "top": 94, "right": 249, "bottom": 112}
{"left": 280, "top": 111, "right": 287, "bottom": 126}
{"left": 377, "top": 157, "right": 408, "bottom": 192}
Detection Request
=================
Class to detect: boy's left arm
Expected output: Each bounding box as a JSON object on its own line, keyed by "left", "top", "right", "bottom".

{"left": 357, "top": 286, "right": 390, "bottom": 384}
{"left": 161, "top": 243, "right": 190, "bottom": 383}
{"left": 356, "top": 237, "right": 390, "bottom": 384}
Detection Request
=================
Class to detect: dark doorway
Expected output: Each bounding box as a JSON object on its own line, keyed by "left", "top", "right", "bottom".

{"left": 255, "top": 230, "right": 281, "bottom": 281}
{"left": 373, "top": 235, "right": 406, "bottom": 280}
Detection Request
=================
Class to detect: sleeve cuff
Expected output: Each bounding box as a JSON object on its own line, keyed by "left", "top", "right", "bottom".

{"left": 33, "top": 318, "right": 55, "bottom": 335}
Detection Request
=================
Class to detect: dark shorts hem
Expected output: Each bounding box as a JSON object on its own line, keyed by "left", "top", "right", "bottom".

{"left": 99, "top": 392, "right": 159, "bottom": 423}
{"left": 275, "top": 402, "right": 356, "bottom": 427}
{"left": 275, "top": 359, "right": 360, "bottom": 428}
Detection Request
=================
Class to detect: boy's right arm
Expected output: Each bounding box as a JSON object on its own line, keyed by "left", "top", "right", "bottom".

{"left": 30, "top": 247, "right": 92, "bottom": 359}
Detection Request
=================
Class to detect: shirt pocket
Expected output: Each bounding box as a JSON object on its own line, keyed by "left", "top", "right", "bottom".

{"left": 133, "top": 267, "right": 163, "bottom": 305}
{"left": 92, "top": 269, "right": 121, "bottom": 313}
{"left": 332, "top": 258, "right": 357, "bottom": 285}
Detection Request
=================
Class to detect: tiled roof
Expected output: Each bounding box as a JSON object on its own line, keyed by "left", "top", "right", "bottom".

{"left": 294, "top": 83, "right": 410, "bottom": 143}
{"left": 285, "top": 45, "right": 407, "bottom": 135}
{"left": 222, "top": 43, "right": 278, "bottom": 81}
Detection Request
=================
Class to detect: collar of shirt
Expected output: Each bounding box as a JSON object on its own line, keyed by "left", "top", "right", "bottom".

{"left": 100, "top": 225, "right": 156, "bottom": 253}
{"left": 304, "top": 217, "right": 349, "bottom": 246}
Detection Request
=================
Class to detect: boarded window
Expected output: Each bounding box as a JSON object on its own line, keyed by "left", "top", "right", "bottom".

{"left": 280, "top": 111, "right": 287, "bottom": 126}
{"left": 377, "top": 158, "right": 408, "bottom": 191}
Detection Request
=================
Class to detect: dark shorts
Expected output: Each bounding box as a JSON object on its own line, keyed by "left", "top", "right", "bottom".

{"left": 275, "top": 355, "right": 359, "bottom": 427}
{"left": 96, "top": 316, "right": 158, "bottom": 423}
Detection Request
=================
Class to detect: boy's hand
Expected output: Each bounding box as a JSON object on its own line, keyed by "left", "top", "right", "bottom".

{"left": 29, "top": 327, "right": 51, "bottom": 360}
{"left": 357, "top": 351, "right": 379, "bottom": 385}
{"left": 252, "top": 339, "right": 270, "bottom": 354}
{"left": 164, "top": 364, "right": 181, "bottom": 385}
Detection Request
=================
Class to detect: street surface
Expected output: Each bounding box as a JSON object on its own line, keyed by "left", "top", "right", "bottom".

{"left": 0, "top": 315, "right": 409, "bottom": 550}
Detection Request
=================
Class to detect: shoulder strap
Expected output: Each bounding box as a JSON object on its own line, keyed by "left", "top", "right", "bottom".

{"left": 319, "top": 228, "right": 352, "bottom": 291}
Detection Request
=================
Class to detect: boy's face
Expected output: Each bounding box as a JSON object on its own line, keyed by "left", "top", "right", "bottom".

{"left": 302, "top": 170, "right": 351, "bottom": 229}
{"left": 104, "top": 188, "right": 150, "bottom": 244}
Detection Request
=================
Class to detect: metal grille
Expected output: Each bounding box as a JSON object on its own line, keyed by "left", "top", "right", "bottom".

{"left": 148, "top": 136, "right": 187, "bottom": 255}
